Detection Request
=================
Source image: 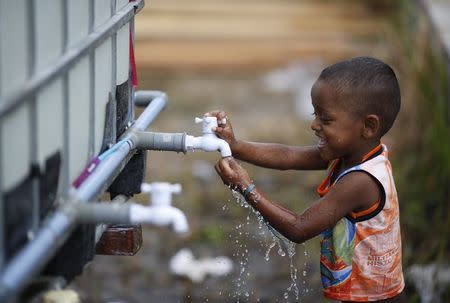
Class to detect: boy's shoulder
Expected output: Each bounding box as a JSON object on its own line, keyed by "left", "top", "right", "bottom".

{"left": 337, "top": 145, "right": 391, "bottom": 183}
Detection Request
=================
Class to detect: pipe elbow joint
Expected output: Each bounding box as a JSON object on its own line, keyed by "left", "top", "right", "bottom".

{"left": 170, "top": 207, "right": 189, "bottom": 234}
{"left": 216, "top": 138, "right": 232, "bottom": 158}
{"left": 134, "top": 90, "right": 168, "bottom": 108}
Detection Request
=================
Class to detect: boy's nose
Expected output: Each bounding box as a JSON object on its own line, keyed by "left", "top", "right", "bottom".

{"left": 310, "top": 118, "right": 320, "bottom": 132}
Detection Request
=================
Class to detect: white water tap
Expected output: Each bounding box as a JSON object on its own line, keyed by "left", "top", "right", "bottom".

{"left": 129, "top": 182, "right": 188, "bottom": 234}
{"left": 169, "top": 248, "right": 233, "bottom": 283}
{"left": 184, "top": 116, "right": 232, "bottom": 158}
{"left": 141, "top": 182, "right": 182, "bottom": 207}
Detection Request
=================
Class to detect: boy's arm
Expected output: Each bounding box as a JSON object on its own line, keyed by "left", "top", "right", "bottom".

{"left": 215, "top": 158, "right": 380, "bottom": 243}
{"left": 232, "top": 141, "right": 328, "bottom": 170}
{"left": 206, "top": 110, "right": 328, "bottom": 170}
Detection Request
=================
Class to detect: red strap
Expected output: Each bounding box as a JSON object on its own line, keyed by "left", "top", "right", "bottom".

{"left": 129, "top": 31, "right": 138, "bottom": 88}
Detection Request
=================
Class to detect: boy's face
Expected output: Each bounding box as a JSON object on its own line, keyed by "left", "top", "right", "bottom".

{"left": 310, "top": 80, "right": 366, "bottom": 166}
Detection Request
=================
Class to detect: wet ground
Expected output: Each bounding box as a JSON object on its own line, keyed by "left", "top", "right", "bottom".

{"left": 71, "top": 1, "right": 399, "bottom": 302}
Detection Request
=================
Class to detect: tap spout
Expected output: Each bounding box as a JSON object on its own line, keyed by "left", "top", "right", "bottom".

{"left": 129, "top": 204, "right": 189, "bottom": 234}
{"left": 185, "top": 134, "right": 232, "bottom": 158}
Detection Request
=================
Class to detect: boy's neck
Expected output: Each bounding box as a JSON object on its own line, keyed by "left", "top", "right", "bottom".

{"left": 341, "top": 140, "right": 382, "bottom": 170}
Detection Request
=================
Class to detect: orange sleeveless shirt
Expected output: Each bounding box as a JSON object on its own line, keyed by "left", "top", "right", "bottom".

{"left": 317, "top": 145, "right": 404, "bottom": 302}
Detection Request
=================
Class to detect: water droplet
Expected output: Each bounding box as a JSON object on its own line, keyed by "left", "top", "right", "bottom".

{"left": 227, "top": 186, "right": 305, "bottom": 302}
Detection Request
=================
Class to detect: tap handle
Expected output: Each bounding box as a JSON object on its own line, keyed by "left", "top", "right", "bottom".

{"left": 171, "top": 183, "right": 182, "bottom": 194}
{"left": 141, "top": 182, "right": 182, "bottom": 194}
{"left": 195, "top": 116, "right": 218, "bottom": 134}
{"left": 141, "top": 182, "right": 183, "bottom": 206}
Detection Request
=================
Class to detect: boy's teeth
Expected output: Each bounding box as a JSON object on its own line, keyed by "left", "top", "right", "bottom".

{"left": 318, "top": 138, "right": 327, "bottom": 147}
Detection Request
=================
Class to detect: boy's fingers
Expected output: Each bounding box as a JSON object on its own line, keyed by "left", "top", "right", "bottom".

{"left": 215, "top": 161, "right": 233, "bottom": 186}
{"left": 204, "top": 110, "right": 216, "bottom": 117}
{"left": 216, "top": 111, "right": 227, "bottom": 119}
{"left": 206, "top": 110, "right": 228, "bottom": 119}
{"left": 219, "top": 158, "right": 232, "bottom": 172}
{"left": 227, "top": 158, "right": 240, "bottom": 170}
{"left": 214, "top": 126, "right": 231, "bottom": 136}
{"left": 204, "top": 110, "right": 222, "bottom": 117}
{"left": 215, "top": 162, "right": 228, "bottom": 182}
{"left": 214, "top": 126, "right": 224, "bottom": 133}
{"left": 215, "top": 159, "right": 227, "bottom": 174}
{"left": 203, "top": 110, "right": 229, "bottom": 127}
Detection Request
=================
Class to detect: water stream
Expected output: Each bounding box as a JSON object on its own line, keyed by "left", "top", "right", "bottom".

{"left": 228, "top": 188, "right": 303, "bottom": 302}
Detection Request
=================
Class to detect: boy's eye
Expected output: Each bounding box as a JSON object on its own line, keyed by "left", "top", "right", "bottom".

{"left": 312, "top": 111, "right": 332, "bottom": 124}
{"left": 322, "top": 118, "right": 332, "bottom": 125}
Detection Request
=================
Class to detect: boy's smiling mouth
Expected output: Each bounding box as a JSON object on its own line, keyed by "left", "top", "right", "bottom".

{"left": 316, "top": 135, "right": 327, "bottom": 148}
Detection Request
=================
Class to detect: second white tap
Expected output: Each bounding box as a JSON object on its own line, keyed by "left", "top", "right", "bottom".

{"left": 129, "top": 182, "right": 189, "bottom": 234}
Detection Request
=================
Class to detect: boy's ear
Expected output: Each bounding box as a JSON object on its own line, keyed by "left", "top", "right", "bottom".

{"left": 362, "top": 114, "right": 380, "bottom": 139}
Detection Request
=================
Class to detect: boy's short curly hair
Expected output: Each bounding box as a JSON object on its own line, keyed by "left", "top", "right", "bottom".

{"left": 318, "top": 57, "right": 401, "bottom": 137}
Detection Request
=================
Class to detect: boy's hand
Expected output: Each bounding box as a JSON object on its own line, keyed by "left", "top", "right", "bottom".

{"left": 214, "top": 157, "right": 252, "bottom": 193}
{"left": 204, "top": 110, "right": 237, "bottom": 149}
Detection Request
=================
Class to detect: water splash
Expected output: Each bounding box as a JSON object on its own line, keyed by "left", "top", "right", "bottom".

{"left": 301, "top": 243, "right": 310, "bottom": 294}
{"left": 265, "top": 241, "right": 276, "bottom": 261}
{"left": 228, "top": 210, "right": 253, "bottom": 302}
{"left": 229, "top": 189, "right": 301, "bottom": 301}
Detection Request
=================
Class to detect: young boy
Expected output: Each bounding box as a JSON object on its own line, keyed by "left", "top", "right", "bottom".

{"left": 210, "top": 57, "right": 405, "bottom": 302}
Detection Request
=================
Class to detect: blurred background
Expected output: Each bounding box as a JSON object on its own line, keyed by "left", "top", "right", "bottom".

{"left": 72, "top": 0, "right": 450, "bottom": 302}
